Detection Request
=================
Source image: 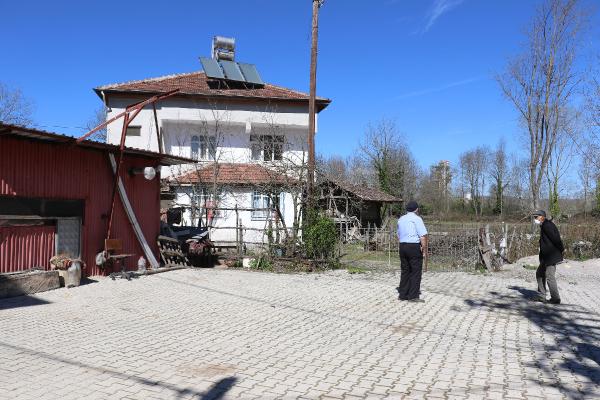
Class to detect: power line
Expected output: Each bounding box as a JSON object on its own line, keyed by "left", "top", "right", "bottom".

{"left": 32, "top": 123, "right": 90, "bottom": 132}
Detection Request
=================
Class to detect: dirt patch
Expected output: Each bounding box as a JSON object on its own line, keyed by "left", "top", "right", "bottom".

{"left": 391, "top": 322, "right": 418, "bottom": 335}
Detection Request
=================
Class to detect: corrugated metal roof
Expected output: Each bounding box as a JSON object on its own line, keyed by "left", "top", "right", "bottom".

{"left": 0, "top": 123, "right": 195, "bottom": 166}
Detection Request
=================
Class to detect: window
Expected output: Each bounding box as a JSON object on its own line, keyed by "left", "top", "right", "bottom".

{"left": 191, "top": 135, "right": 216, "bottom": 160}
{"left": 126, "top": 126, "right": 141, "bottom": 137}
{"left": 252, "top": 192, "right": 271, "bottom": 220}
{"left": 191, "top": 135, "right": 199, "bottom": 159}
{"left": 250, "top": 136, "right": 262, "bottom": 160}
{"left": 251, "top": 192, "right": 285, "bottom": 220}
{"left": 250, "top": 135, "right": 284, "bottom": 161}
{"left": 192, "top": 187, "right": 220, "bottom": 220}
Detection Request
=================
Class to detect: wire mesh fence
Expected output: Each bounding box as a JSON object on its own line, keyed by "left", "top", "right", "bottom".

{"left": 338, "top": 221, "right": 600, "bottom": 272}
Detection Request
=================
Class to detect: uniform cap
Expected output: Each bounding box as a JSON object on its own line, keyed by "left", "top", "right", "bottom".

{"left": 406, "top": 201, "right": 419, "bottom": 212}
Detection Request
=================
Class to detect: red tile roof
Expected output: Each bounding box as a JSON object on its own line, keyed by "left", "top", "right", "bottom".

{"left": 170, "top": 163, "right": 297, "bottom": 186}
{"left": 96, "top": 71, "right": 330, "bottom": 110}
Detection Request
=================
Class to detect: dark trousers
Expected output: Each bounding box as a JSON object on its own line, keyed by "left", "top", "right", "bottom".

{"left": 398, "top": 243, "right": 423, "bottom": 300}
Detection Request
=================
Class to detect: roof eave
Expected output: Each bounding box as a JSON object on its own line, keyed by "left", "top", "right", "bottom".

{"left": 98, "top": 88, "right": 332, "bottom": 111}
{"left": 0, "top": 123, "right": 196, "bottom": 166}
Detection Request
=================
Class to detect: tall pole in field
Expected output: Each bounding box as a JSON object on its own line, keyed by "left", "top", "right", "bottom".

{"left": 307, "top": 0, "right": 323, "bottom": 208}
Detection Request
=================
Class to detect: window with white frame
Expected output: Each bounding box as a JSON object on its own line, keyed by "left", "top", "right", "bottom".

{"left": 250, "top": 135, "right": 284, "bottom": 161}
{"left": 251, "top": 192, "right": 285, "bottom": 220}
{"left": 191, "top": 135, "right": 216, "bottom": 160}
{"left": 251, "top": 191, "right": 271, "bottom": 220}
{"left": 192, "top": 187, "right": 220, "bottom": 220}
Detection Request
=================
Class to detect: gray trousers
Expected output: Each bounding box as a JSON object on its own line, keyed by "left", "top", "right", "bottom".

{"left": 536, "top": 264, "right": 560, "bottom": 300}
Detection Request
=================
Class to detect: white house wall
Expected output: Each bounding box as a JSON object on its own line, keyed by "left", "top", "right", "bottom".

{"left": 105, "top": 96, "right": 317, "bottom": 165}
{"left": 175, "top": 186, "right": 298, "bottom": 247}
{"left": 106, "top": 94, "right": 313, "bottom": 245}
{"left": 159, "top": 120, "right": 308, "bottom": 178}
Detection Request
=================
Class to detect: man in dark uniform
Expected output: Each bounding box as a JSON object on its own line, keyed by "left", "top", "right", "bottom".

{"left": 532, "top": 210, "right": 564, "bottom": 304}
{"left": 397, "top": 201, "right": 428, "bottom": 302}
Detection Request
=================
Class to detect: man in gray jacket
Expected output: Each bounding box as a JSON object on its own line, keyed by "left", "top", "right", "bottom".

{"left": 532, "top": 210, "right": 564, "bottom": 304}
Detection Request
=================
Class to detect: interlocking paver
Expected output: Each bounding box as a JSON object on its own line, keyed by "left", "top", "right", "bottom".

{"left": 1, "top": 261, "right": 599, "bottom": 399}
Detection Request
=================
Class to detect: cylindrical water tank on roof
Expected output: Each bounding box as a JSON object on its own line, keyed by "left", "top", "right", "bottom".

{"left": 213, "top": 36, "right": 235, "bottom": 51}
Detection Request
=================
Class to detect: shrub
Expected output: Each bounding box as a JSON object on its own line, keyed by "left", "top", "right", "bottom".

{"left": 304, "top": 211, "right": 338, "bottom": 260}
{"left": 249, "top": 256, "right": 273, "bottom": 271}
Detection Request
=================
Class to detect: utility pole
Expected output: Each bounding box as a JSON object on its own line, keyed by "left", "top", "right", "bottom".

{"left": 307, "top": 0, "right": 323, "bottom": 208}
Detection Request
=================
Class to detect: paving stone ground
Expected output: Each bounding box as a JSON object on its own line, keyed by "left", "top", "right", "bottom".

{"left": 1, "top": 259, "right": 599, "bottom": 399}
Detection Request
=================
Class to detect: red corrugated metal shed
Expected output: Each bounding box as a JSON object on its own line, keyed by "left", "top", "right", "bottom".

{"left": 0, "top": 226, "right": 55, "bottom": 273}
{"left": 0, "top": 123, "right": 192, "bottom": 276}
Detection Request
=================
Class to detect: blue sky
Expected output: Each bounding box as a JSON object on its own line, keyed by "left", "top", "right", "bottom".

{"left": 1, "top": 0, "right": 599, "bottom": 171}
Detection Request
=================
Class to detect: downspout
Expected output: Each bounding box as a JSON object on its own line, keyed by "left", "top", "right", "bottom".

{"left": 101, "top": 90, "right": 111, "bottom": 143}
{"left": 100, "top": 90, "right": 110, "bottom": 111}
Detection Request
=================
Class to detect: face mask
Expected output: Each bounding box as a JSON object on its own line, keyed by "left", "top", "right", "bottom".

{"left": 534, "top": 219, "right": 542, "bottom": 225}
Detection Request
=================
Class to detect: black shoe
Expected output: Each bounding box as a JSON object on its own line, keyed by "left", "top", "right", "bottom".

{"left": 408, "top": 298, "right": 425, "bottom": 303}
{"left": 548, "top": 298, "right": 561, "bottom": 304}
{"left": 398, "top": 297, "right": 408, "bottom": 301}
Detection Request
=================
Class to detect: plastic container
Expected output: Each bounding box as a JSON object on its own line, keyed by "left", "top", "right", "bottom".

{"left": 65, "top": 261, "right": 82, "bottom": 288}
{"left": 137, "top": 256, "right": 147, "bottom": 273}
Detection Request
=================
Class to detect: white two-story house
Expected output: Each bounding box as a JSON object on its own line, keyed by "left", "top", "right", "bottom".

{"left": 95, "top": 45, "right": 330, "bottom": 246}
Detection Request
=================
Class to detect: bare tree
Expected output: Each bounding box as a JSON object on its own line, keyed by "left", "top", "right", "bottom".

{"left": 166, "top": 104, "right": 231, "bottom": 227}
{"left": 318, "top": 155, "right": 348, "bottom": 182}
{"left": 497, "top": 0, "right": 587, "bottom": 209}
{"left": 577, "top": 156, "right": 593, "bottom": 216}
{"left": 253, "top": 109, "right": 309, "bottom": 252}
{"left": 595, "top": 174, "right": 600, "bottom": 216}
{"left": 360, "top": 119, "right": 402, "bottom": 194}
{"left": 506, "top": 156, "right": 530, "bottom": 215}
{"left": 84, "top": 105, "right": 108, "bottom": 142}
{"left": 584, "top": 54, "right": 600, "bottom": 129}
{"left": 579, "top": 54, "right": 600, "bottom": 172}
{"left": 546, "top": 110, "right": 579, "bottom": 218}
{"left": 459, "top": 146, "right": 489, "bottom": 217}
{"left": 0, "top": 82, "right": 33, "bottom": 125}
{"left": 421, "top": 160, "right": 452, "bottom": 215}
{"left": 489, "top": 139, "right": 508, "bottom": 216}
{"left": 359, "top": 118, "right": 419, "bottom": 204}
{"left": 164, "top": 103, "right": 311, "bottom": 256}
{"left": 345, "top": 155, "right": 377, "bottom": 188}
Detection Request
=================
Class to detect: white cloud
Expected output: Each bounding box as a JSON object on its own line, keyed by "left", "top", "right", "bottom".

{"left": 395, "top": 76, "right": 483, "bottom": 100}
{"left": 423, "top": 0, "right": 465, "bottom": 33}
